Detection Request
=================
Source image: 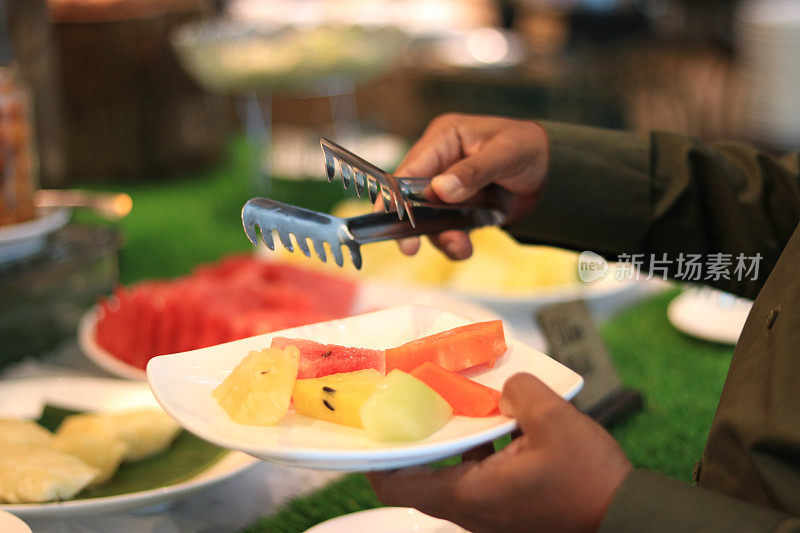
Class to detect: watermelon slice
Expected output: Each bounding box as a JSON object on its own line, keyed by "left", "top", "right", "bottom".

{"left": 270, "top": 337, "right": 385, "bottom": 379}
{"left": 410, "top": 362, "right": 501, "bottom": 417}
{"left": 385, "top": 320, "right": 507, "bottom": 373}
{"left": 93, "top": 255, "right": 359, "bottom": 371}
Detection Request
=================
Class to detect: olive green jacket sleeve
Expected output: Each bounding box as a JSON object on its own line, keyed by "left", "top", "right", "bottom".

{"left": 505, "top": 122, "right": 800, "bottom": 531}
{"left": 506, "top": 121, "right": 800, "bottom": 299}
{"left": 599, "top": 470, "right": 800, "bottom": 532}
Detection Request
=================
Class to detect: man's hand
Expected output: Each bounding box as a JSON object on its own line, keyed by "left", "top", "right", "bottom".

{"left": 390, "top": 114, "right": 549, "bottom": 259}
{"left": 367, "top": 373, "right": 632, "bottom": 533}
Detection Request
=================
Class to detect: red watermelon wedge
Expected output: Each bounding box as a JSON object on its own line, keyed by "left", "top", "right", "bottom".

{"left": 93, "top": 255, "right": 359, "bottom": 371}
{"left": 270, "top": 337, "right": 385, "bottom": 379}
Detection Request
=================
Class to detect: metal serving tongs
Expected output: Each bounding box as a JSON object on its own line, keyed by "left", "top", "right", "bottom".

{"left": 241, "top": 138, "right": 508, "bottom": 269}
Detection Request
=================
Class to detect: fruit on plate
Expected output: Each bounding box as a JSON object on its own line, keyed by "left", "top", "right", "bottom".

{"left": 385, "top": 320, "right": 507, "bottom": 373}
{"left": 292, "top": 369, "right": 384, "bottom": 427}
{"left": 0, "top": 448, "right": 99, "bottom": 503}
{"left": 213, "top": 346, "right": 300, "bottom": 425}
{"left": 446, "top": 227, "right": 578, "bottom": 294}
{"left": 105, "top": 409, "right": 182, "bottom": 461}
{"left": 51, "top": 418, "right": 124, "bottom": 482}
{"left": 94, "top": 256, "right": 357, "bottom": 371}
{"left": 410, "top": 362, "right": 501, "bottom": 417}
{"left": 51, "top": 424, "right": 128, "bottom": 485}
{"left": 360, "top": 370, "right": 452, "bottom": 442}
{"left": 54, "top": 409, "right": 181, "bottom": 463}
{"left": 270, "top": 337, "right": 385, "bottom": 378}
{"left": 0, "top": 419, "right": 54, "bottom": 450}
{"left": 0, "top": 409, "right": 190, "bottom": 501}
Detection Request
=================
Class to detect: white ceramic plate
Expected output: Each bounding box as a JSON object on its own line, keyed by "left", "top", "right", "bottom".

{"left": 79, "top": 279, "right": 502, "bottom": 381}
{"left": 305, "top": 507, "right": 465, "bottom": 533}
{"left": 667, "top": 288, "right": 753, "bottom": 345}
{"left": 0, "top": 207, "right": 70, "bottom": 264}
{"left": 0, "top": 511, "right": 31, "bottom": 533}
{"left": 0, "top": 377, "right": 257, "bottom": 519}
{"left": 147, "top": 305, "right": 583, "bottom": 471}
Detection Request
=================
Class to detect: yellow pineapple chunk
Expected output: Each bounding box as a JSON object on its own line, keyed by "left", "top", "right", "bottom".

{"left": 105, "top": 409, "right": 181, "bottom": 461}
{"left": 0, "top": 449, "right": 99, "bottom": 503}
{"left": 54, "top": 409, "right": 180, "bottom": 465}
{"left": 51, "top": 422, "right": 128, "bottom": 485}
{"left": 0, "top": 419, "right": 53, "bottom": 450}
{"left": 213, "top": 346, "right": 300, "bottom": 425}
{"left": 293, "top": 370, "right": 384, "bottom": 427}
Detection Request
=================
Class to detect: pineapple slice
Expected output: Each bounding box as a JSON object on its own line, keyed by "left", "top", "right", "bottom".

{"left": 0, "top": 419, "right": 53, "bottom": 450}
{"left": 0, "top": 448, "right": 99, "bottom": 503}
{"left": 213, "top": 346, "right": 300, "bottom": 425}
{"left": 51, "top": 421, "right": 128, "bottom": 485}
{"left": 360, "top": 370, "right": 453, "bottom": 442}
{"left": 54, "top": 409, "right": 181, "bottom": 465}
{"left": 105, "top": 410, "right": 181, "bottom": 462}
{"left": 293, "top": 369, "right": 384, "bottom": 427}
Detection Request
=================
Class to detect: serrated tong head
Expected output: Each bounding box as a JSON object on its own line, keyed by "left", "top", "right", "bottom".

{"left": 242, "top": 197, "right": 505, "bottom": 269}
{"left": 320, "top": 137, "right": 418, "bottom": 227}
{"left": 242, "top": 197, "right": 363, "bottom": 268}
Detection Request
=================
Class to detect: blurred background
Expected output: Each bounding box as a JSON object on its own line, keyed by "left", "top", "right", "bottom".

{"left": 10, "top": 0, "right": 792, "bottom": 189}
{"left": 2, "top": 0, "right": 794, "bottom": 372}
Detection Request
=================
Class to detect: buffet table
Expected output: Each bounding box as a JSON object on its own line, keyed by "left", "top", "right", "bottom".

{"left": 2, "top": 142, "right": 736, "bottom": 531}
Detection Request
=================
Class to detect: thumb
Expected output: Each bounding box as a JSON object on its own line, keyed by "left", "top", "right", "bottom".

{"left": 430, "top": 137, "right": 520, "bottom": 203}
{"left": 499, "top": 373, "right": 569, "bottom": 438}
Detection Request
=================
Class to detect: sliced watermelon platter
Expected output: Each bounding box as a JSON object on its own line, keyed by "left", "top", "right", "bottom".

{"left": 84, "top": 255, "right": 501, "bottom": 381}
{"left": 91, "top": 255, "right": 359, "bottom": 374}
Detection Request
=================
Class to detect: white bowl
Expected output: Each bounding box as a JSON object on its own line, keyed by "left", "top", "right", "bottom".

{"left": 306, "top": 507, "right": 465, "bottom": 533}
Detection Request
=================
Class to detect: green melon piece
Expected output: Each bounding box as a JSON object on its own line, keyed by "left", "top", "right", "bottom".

{"left": 359, "top": 370, "right": 453, "bottom": 442}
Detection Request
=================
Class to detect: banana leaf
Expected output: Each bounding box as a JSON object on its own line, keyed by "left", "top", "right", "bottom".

{"left": 37, "top": 405, "right": 228, "bottom": 499}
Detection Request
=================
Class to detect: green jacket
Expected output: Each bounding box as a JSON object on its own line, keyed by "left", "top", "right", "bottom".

{"left": 506, "top": 122, "right": 800, "bottom": 531}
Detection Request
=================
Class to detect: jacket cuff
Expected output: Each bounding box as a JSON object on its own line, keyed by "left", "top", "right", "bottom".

{"left": 504, "top": 121, "right": 651, "bottom": 256}
{"left": 599, "top": 470, "right": 790, "bottom": 533}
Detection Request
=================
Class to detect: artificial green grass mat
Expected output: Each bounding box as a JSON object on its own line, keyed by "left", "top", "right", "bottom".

{"left": 73, "top": 139, "right": 351, "bottom": 285}
{"left": 244, "top": 290, "right": 735, "bottom": 532}
{"left": 241, "top": 475, "right": 379, "bottom": 533}
{"left": 602, "top": 289, "right": 734, "bottom": 480}
{"left": 36, "top": 406, "right": 228, "bottom": 499}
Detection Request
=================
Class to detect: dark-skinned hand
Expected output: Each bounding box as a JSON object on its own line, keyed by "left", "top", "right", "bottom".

{"left": 368, "top": 373, "right": 632, "bottom": 533}
{"left": 382, "top": 113, "right": 550, "bottom": 260}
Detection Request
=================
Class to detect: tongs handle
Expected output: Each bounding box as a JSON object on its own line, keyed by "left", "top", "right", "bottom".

{"left": 397, "top": 177, "right": 509, "bottom": 211}
{"left": 348, "top": 206, "right": 505, "bottom": 244}
{"left": 397, "top": 177, "right": 432, "bottom": 203}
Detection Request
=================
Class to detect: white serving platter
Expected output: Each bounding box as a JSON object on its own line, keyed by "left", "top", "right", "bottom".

{"left": 0, "top": 377, "right": 257, "bottom": 519}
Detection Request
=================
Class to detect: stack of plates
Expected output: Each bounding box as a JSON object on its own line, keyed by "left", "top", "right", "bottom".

{"left": 737, "top": 0, "right": 800, "bottom": 148}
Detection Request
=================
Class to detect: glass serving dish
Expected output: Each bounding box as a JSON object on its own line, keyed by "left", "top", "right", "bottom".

{"left": 0, "top": 224, "right": 120, "bottom": 369}
{"left": 171, "top": 20, "right": 409, "bottom": 95}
